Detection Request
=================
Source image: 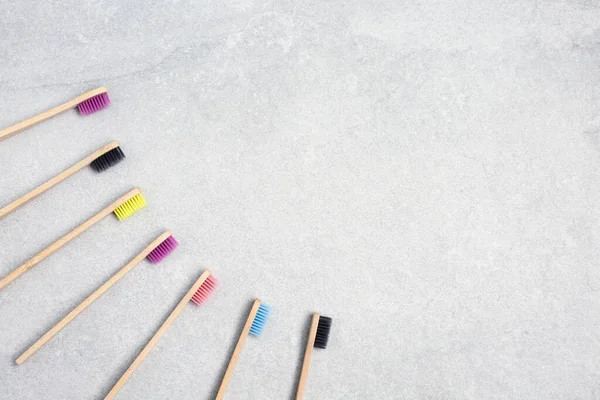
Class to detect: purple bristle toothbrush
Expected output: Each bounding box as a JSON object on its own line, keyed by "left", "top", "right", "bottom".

{"left": 0, "top": 86, "right": 111, "bottom": 142}
{"left": 15, "top": 230, "right": 178, "bottom": 365}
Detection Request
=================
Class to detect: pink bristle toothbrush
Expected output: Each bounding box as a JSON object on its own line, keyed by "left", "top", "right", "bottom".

{"left": 104, "top": 270, "right": 218, "bottom": 399}
{"left": 0, "top": 87, "right": 110, "bottom": 142}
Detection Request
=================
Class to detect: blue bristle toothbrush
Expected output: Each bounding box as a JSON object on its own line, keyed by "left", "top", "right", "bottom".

{"left": 216, "top": 298, "right": 271, "bottom": 399}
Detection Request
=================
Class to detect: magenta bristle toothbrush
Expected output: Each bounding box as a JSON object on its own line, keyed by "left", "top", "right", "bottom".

{"left": 16, "top": 230, "right": 179, "bottom": 365}
{"left": 0, "top": 87, "right": 111, "bottom": 142}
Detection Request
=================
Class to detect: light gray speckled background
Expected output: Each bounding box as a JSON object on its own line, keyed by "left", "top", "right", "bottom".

{"left": 1, "top": 1, "right": 600, "bottom": 399}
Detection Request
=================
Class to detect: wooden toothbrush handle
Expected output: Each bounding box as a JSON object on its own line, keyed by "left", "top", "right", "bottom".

{"left": 0, "top": 187, "right": 140, "bottom": 290}
{"left": 104, "top": 270, "right": 212, "bottom": 400}
{"left": 15, "top": 230, "right": 172, "bottom": 365}
{"left": 296, "top": 313, "right": 320, "bottom": 400}
{"left": 0, "top": 141, "right": 120, "bottom": 220}
{"left": 215, "top": 298, "right": 262, "bottom": 400}
{"left": 0, "top": 87, "right": 108, "bottom": 142}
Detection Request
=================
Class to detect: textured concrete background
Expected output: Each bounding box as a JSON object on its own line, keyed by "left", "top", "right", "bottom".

{"left": 1, "top": 1, "right": 600, "bottom": 399}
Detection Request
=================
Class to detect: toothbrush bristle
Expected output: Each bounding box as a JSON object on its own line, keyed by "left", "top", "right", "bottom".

{"left": 113, "top": 193, "right": 146, "bottom": 221}
{"left": 314, "top": 316, "right": 332, "bottom": 349}
{"left": 190, "top": 275, "right": 218, "bottom": 306}
{"left": 91, "top": 147, "right": 125, "bottom": 172}
{"left": 249, "top": 303, "right": 271, "bottom": 336}
{"left": 147, "top": 235, "right": 179, "bottom": 263}
{"left": 77, "top": 92, "right": 110, "bottom": 115}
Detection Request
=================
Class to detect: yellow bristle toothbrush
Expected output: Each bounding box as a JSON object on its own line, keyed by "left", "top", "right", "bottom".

{"left": 0, "top": 187, "right": 146, "bottom": 290}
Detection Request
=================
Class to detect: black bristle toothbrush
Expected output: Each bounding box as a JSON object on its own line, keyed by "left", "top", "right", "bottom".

{"left": 296, "top": 313, "right": 332, "bottom": 400}
{"left": 0, "top": 141, "right": 125, "bottom": 219}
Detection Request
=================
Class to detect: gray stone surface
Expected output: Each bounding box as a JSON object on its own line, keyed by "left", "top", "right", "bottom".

{"left": 1, "top": 1, "right": 600, "bottom": 399}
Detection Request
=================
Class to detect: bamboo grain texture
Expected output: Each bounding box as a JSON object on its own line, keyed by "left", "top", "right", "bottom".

{"left": 215, "top": 298, "right": 262, "bottom": 400}
{"left": 296, "top": 313, "right": 320, "bottom": 400}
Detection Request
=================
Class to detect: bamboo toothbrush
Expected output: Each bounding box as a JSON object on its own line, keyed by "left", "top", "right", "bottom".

{"left": 216, "top": 298, "right": 271, "bottom": 400}
{"left": 0, "top": 141, "right": 125, "bottom": 220}
{"left": 296, "top": 313, "right": 332, "bottom": 400}
{"left": 16, "top": 230, "right": 178, "bottom": 365}
{"left": 104, "top": 270, "right": 218, "bottom": 400}
{"left": 0, "top": 87, "right": 110, "bottom": 142}
{"left": 0, "top": 188, "right": 146, "bottom": 290}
